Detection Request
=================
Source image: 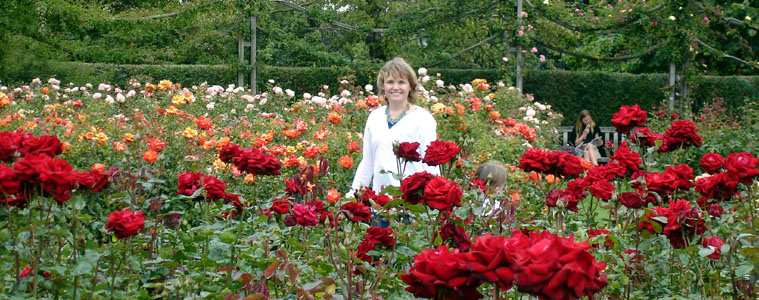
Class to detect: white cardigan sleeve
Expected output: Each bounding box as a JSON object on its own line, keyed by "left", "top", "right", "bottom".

{"left": 351, "top": 113, "right": 375, "bottom": 191}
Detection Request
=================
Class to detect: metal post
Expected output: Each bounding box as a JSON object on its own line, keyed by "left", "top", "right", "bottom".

{"left": 250, "top": 16, "right": 257, "bottom": 94}
{"left": 237, "top": 36, "right": 244, "bottom": 88}
{"left": 668, "top": 62, "right": 676, "bottom": 111}
{"left": 516, "top": 0, "right": 523, "bottom": 95}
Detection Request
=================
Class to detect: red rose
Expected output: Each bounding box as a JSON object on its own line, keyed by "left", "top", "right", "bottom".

{"left": 589, "top": 180, "right": 614, "bottom": 201}
{"left": 610, "top": 143, "right": 642, "bottom": 174}
{"left": 223, "top": 193, "right": 243, "bottom": 218}
{"left": 364, "top": 227, "right": 395, "bottom": 247}
{"left": 611, "top": 104, "right": 647, "bottom": 134}
{"left": 554, "top": 151, "right": 585, "bottom": 178}
{"left": 518, "top": 148, "right": 553, "bottom": 174}
{"left": 422, "top": 140, "right": 461, "bottom": 166}
{"left": 701, "top": 236, "right": 724, "bottom": 259}
{"left": 724, "top": 152, "right": 759, "bottom": 184}
{"left": 202, "top": 176, "right": 227, "bottom": 200}
{"left": 283, "top": 215, "right": 297, "bottom": 227}
{"left": 292, "top": 204, "right": 318, "bottom": 226}
{"left": 106, "top": 209, "right": 145, "bottom": 239}
{"left": 707, "top": 203, "right": 724, "bottom": 217}
{"left": 401, "top": 245, "right": 483, "bottom": 299}
{"left": 394, "top": 142, "right": 421, "bottom": 162}
{"left": 462, "top": 233, "right": 530, "bottom": 291}
{"left": 38, "top": 157, "right": 76, "bottom": 204}
{"left": 270, "top": 198, "right": 291, "bottom": 214}
{"left": 630, "top": 128, "right": 662, "bottom": 147}
{"left": 400, "top": 171, "right": 435, "bottom": 205}
{"left": 586, "top": 161, "right": 626, "bottom": 181}
{"left": 371, "top": 193, "right": 392, "bottom": 207}
{"left": 356, "top": 239, "right": 379, "bottom": 263}
{"left": 18, "top": 134, "right": 63, "bottom": 157}
{"left": 0, "top": 164, "right": 20, "bottom": 195}
{"left": 545, "top": 189, "right": 570, "bottom": 208}
{"left": 340, "top": 201, "right": 372, "bottom": 222}
{"left": 700, "top": 153, "right": 724, "bottom": 174}
{"left": 219, "top": 144, "right": 242, "bottom": 163}
{"left": 619, "top": 192, "right": 646, "bottom": 209}
{"left": 13, "top": 154, "right": 49, "bottom": 184}
{"left": 660, "top": 199, "right": 706, "bottom": 249}
{"left": 665, "top": 164, "right": 695, "bottom": 191}
{"left": 423, "top": 176, "right": 463, "bottom": 211}
{"left": 233, "top": 148, "right": 282, "bottom": 176}
{"left": 437, "top": 220, "right": 471, "bottom": 252}
{"left": 177, "top": 172, "right": 204, "bottom": 196}
{"left": 695, "top": 172, "right": 738, "bottom": 201}
{"left": 89, "top": 168, "right": 116, "bottom": 192}
{"left": 645, "top": 171, "right": 679, "bottom": 196}
{"left": 588, "top": 229, "right": 614, "bottom": 248}
{"left": 0, "top": 131, "right": 23, "bottom": 162}
{"left": 658, "top": 120, "right": 702, "bottom": 152}
{"left": 512, "top": 230, "right": 607, "bottom": 300}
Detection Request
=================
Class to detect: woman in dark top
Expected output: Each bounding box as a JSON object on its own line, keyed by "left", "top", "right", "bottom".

{"left": 568, "top": 110, "right": 604, "bottom": 166}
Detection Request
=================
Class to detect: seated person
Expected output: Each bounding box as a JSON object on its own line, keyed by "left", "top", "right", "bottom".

{"left": 568, "top": 110, "right": 606, "bottom": 166}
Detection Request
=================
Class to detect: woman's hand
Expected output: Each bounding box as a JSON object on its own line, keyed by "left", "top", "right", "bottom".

{"left": 582, "top": 125, "right": 590, "bottom": 136}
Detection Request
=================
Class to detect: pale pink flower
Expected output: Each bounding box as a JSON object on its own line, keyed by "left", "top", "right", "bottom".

{"left": 418, "top": 68, "right": 427, "bottom": 75}
{"left": 540, "top": 55, "right": 546, "bottom": 62}
{"left": 92, "top": 93, "right": 102, "bottom": 100}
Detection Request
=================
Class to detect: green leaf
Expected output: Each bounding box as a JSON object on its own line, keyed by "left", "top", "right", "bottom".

{"left": 302, "top": 280, "right": 321, "bottom": 291}
{"left": 383, "top": 199, "right": 404, "bottom": 209}
{"left": 406, "top": 204, "right": 427, "bottom": 213}
{"left": 720, "top": 244, "right": 730, "bottom": 254}
{"left": 735, "top": 264, "right": 754, "bottom": 277}
{"left": 749, "top": 29, "right": 757, "bottom": 37}
{"left": 738, "top": 247, "right": 759, "bottom": 255}
{"left": 698, "top": 248, "right": 715, "bottom": 258}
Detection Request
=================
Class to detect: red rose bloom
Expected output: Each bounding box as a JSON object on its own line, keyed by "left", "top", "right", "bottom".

{"left": 554, "top": 151, "right": 585, "bottom": 178}
{"left": 291, "top": 204, "right": 318, "bottom": 226}
{"left": 203, "top": 176, "right": 227, "bottom": 200}
{"left": 589, "top": 180, "right": 614, "bottom": 201}
{"left": 462, "top": 233, "right": 530, "bottom": 291}
{"left": 630, "top": 128, "right": 662, "bottom": 147}
{"left": 356, "top": 239, "right": 379, "bottom": 263}
{"left": 665, "top": 164, "right": 695, "bottom": 191}
{"left": 724, "top": 152, "right": 759, "bottom": 184}
{"left": 545, "top": 189, "right": 574, "bottom": 209}
{"left": 394, "top": 142, "right": 421, "bottom": 162}
{"left": 588, "top": 229, "right": 614, "bottom": 248}
{"left": 422, "top": 140, "right": 461, "bottom": 166}
{"left": 645, "top": 171, "right": 679, "bottom": 196}
{"left": 437, "top": 220, "right": 471, "bottom": 252}
{"left": 695, "top": 172, "right": 739, "bottom": 201}
{"left": 401, "top": 171, "right": 435, "bottom": 205}
{"left": 619, "top": 192, "right": 646, "bottom": 209}
{"left": 177, "top": 172, "right": 204, "bottom": 196}
{"left": 219, "top": 144, "right": 242, "bottom": 163}
{"left": 658, "top": 120, "right": 702, "bottom": 152}
{"left": 511, "top": 230, "right": 607, "bottom": 300}
{"left": 423, "top": 176, "right": 463, "bottom": 211}
{"left": 13, "top": 154, "right": 50, "bottom": 184}
{"left": 38, "top": 157, "right": 76, "bottom": 204}
{"left": 707, "top": 203, "right": 724, "bottom": 217}
{"left": 106, "top": 209, "right": 145, "bottom": 239}
{"left": 18, "top": 134, "right": 64, "bottom": 157}
{"left": 518, "top": 148, "right": 552, "bottom": 174}
{"left": 611, "top": 104, "right": 647, "bottom": 135}
{"left": 233, "top": 148, "right": 282, "bottom": 176}
{"left": 0, "top": 164, "right": 20, "bottom": 195}
{"left": 340, "top": 201, "right": 372, "bottom": 222}
{"left": 610, "top": 142, "right": 642, "bottom": 174}
{"left": 701, "top": 236, "right": 724, "bottom": 259}
{"left": 401, "top": 245, "right": 483, "bottom": 300}
{"left": 0, "top": 131, "right": 23, "bottom": 162}
{"left": 700, "top": 153, "right": 724, "bottom": 174}
{"left": 270, "top": 198, "right": 291, "bottom": 214}
{"left": 586, "top": 161, "right": 625, "bottom": 181}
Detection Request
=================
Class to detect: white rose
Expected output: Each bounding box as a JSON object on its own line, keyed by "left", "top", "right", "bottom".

{"left": 285, "top": 89, "right": 295, "bottom": 98}
{"left": 303, "top": 93, "right": 312, "bottom": 99}
{"left": 436, "top": 80, "right": 444, "bottom": 88}
{"left": 418, "top": 68, "right": 427, "bottom": 75}
{"left": 272, "top": 86, "right": 283, "bottom": 95}
{"left": 341, "top": 90, "right": 351, "bottom": 97}
{"left": 364, "top": 84, "right": 373, "bottom": 92}
{"left": 116, "top": 93, "right": 126, "bottom": 102}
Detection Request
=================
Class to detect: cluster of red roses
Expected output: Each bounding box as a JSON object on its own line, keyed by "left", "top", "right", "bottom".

{"left": 176, "top": 171, "right": 243, "bottom": 217}
{"left": 542, "top": 156, "right": 632, "bottom": 211}
{"left": 518, "top": 148, "right": 585, "bottom": 179}
{"left": 0, "top": 131, "right": 117, "bottom": 207}
{"left": 106, "top": 208, "right": 146, "bottom": 239}
{"left": 400, "top": 171, "right": 463, "bottom": 212}
{"left": 219, "top": 143, "right": 282, "bottom": 175}
{"left": 614, "top": 104, "right": 704, "bottom": 152}
{"left": 640, "top": 199, "right": 707, "bottom": 249}
{"left": 402, "top": 230, "right": 607, "bottom": 300}
{"left": 356, "top": 226, "right": 395, "bottom": 264}
{"left": 696, "top": 152, "right": 759, "bottom": 210}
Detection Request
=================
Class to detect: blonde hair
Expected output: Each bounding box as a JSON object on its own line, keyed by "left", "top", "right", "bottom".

{"left": 575, "top": 109, "right": 596, "bottom": 134}
{"left": 475, "top": 161, "right": 507, "bottom": 191}
{"left": 377, "top": 57, "right": 419, "bottom": 104}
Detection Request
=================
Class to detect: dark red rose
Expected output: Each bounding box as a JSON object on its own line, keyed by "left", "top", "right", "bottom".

{"left": 630, "top": 128, "right": 662, "bottom": 147}
{"left": 364, "top": 227, "right": 395, "bottom": 247}
{"left": 588, "top": 229, "right": 614, "bottom": 248}
{"left": 283, "top": 215, "right": 297, "bottom": 227}
{"left": 645, "top": 171, "right": 679, "bottom": 196}
{"left": 106, "top": 209, "right": 145, "bottom": 239}
{"left": 270, "top": 198, "right": 291, "bottom": 214}
{"left": 18, "top": 135, "right": 63, "bottom": 157}
{"left": 177, "top": 172, "right": 204, "bottom": 196}
{"left": 724, "top": 152, "right": 759, "bottom": 184}
{"left": 371, "top": 193, "right": 392, "bottom": 207}
{"left": 658, "top": 120, "right": 702, "bottom": 152}
{"left": 219, "top": 144, "right": 242, "bottom": 163}
{"left": 659, "top": 199, "right": 706, "bottom": 249}
{"left": 471, "top": 178, "right": 487, "bottom": 193}
{"left": 518, "top": 148, "right": 553, "bottom": 174}
{"left": 611, "top": 104, "right": 647, "bottom": 134}
{"left": 400, "top": 171, "right": 435, "bottom": 205}
{"left": 511, "top": 230, "right": 607, "bottom": 300}
{"left": 202, "top": 176, "right": 227, "bottom": 200}
{"left": 554, "top": 151, "right": 585, "bottom": 178}
{"left": 401, "top": 245, "right": 483, "bottom": 300}
{"left": 88, "top": 168, "right": 116, "bottom": 192}
{"left": 665, "top": 164, "right": 695, "bottom": 191}
{"left": 610, "top": 143, "right": 642, "bottom": 174}
{"left": 13, "top": 153, "right": 49, "bottom": 184}
{"left": 586, "top": 161, "right": 625, "bottom": 181}
{"left": 695, "top": 172, "right": 739, "bottom": 201}
{"left": 437, "top": 220, "right": 471, "bottom": 252}
{"left": 221, "top": 193, "right": 243, "bottom": 219}
{"left": 291, "top": 204, "right": 318, "bottom": 226}
{"left": 565, "top": 178, "right": 589, "bottom": 203}
{"left": 707, "top": 203, "right": 724, "bottom": 217}
{"left": 422, "top": 140, "right": 461, "bottom": 166}
{"left": 340, "top": 201, "right": 372, "bottom": 222}
{"left": 38, "top": 157, "right": 76, "bottom": 204}
{"left": 71, "top": 170, "right": 96, "bottom": 190}
{"left": 619, "top": 192, "right": 646, "bottom": 209}
{"left": 233, "top": 148, "right": 282, "bottom": 176}
{"left": 5, "top": 193, "right": 30, "bottom": 209}
{"left": 700, "top": 153, "right": 724, "bottom": 174}
{"left": 356, "top": 239, "right": 379, "bottom": 263}
{"left": 0, "top": 164, "right": 20, "bottom": 195}
{"left": 701, "top": 236, "right": 724, "bottom": 259}
{"left": 423, "top": 176, "right": 463, "bottom": 211}
{"left": 394, "top": 142, "right": 421, "bottom": 162}
{"left": 519, "top": 149, "right": 583, "bottom": 178}
{"left": 462, "top": 233, "right": 530, "bottom": 291}
{"left": 545, "top": 189, "right": 569, "bottom": 207}
{"left": 589, "top": 180, "right": 614, "bottom": 201}
{"left": 0, "top": 131, "right": 23, "bottom": 162}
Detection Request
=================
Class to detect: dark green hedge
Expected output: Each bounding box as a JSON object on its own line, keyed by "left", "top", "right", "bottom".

{"left": 6, "top": 62, "right": 758, "bottom": 126}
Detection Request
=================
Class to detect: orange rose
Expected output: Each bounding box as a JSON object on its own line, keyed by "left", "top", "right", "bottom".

{"left": 143, "top": 150, "right": 159, "bottom": 162}
{"left": 326, "top": 188, "right": 341, "bottom": 203}
{"left": 338, "top": 156, "right": 353, "bottom": 169}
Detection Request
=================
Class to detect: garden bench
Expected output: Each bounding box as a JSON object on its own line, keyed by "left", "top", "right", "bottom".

{"left": 558, "top": 126, "right": 627, "bottom": 164}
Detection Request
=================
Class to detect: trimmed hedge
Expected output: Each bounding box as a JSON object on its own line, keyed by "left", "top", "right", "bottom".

{"left": 7, "top": 62, "right": 758, "bottom": 126}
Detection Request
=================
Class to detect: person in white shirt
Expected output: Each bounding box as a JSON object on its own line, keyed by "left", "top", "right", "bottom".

{"left": 350, "top": 57, "right": 440, "bottom": 195}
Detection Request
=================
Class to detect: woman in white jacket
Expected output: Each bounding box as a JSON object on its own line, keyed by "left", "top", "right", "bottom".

{"left": 351, "top": 57, "right": 440, "bottom": 195}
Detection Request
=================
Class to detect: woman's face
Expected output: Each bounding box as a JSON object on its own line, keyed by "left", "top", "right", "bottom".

{"left": 582, "top": 115, "right": 592, "bottom": 125}
{"left": 383, "top": 74, "right": 410, "bottom": 106}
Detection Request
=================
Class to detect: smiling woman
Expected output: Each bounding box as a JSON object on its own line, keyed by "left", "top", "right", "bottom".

{"left": 350, "top": 57, "right": 440, "bottom": 195}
